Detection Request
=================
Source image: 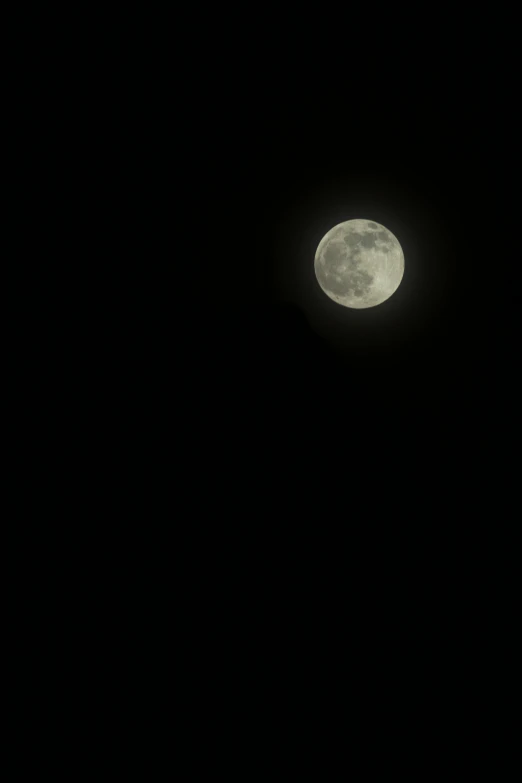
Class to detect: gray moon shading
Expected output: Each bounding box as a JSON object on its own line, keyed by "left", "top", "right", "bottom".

{"left": 314, "top": 219, "right": 404, "bottom": 308}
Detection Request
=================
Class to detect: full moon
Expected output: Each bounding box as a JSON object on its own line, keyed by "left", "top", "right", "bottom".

{"left": 314, "top": 219, "right": 404, "bottom": 308}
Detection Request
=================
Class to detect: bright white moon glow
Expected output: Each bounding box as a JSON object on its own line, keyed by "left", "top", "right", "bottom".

{"left": 314, "top": 219, "right": 404, "bottom": 308}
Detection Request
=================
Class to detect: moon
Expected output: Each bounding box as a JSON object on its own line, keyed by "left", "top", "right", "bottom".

{"left": 314, "top": 219, "right": 404, "bottom": 308}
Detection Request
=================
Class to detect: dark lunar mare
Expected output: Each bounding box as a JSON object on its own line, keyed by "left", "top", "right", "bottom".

{"left": 344, "top": 232, "right": 362, "bottom": 247}
{"left": 360, "top": 233, "right": 376, "bottom": 248}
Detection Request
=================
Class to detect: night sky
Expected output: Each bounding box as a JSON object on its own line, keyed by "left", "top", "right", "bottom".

{"left": 171, "top": 54, "right": 518, "bottom": 528}
{"left": 99, "top": 22, "right": 520, "bottom": 566}
{"left": 77, "top": 18, "right": 520, "bottom": 760}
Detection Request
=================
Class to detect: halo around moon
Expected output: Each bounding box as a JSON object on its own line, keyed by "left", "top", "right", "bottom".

{"left": 314, "top": 219, "right": 404, "bottom": 309}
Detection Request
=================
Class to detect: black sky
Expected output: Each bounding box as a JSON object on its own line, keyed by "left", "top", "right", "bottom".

{"left": 96, "top": 20, "right": 520, "bottom": 535}
{"left": 49, "top": 14, "right": 521, "bottom": 762}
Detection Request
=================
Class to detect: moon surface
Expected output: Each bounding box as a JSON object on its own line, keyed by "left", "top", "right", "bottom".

{"left": 314, "top": 219, "right": 404, "bottom": 308}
